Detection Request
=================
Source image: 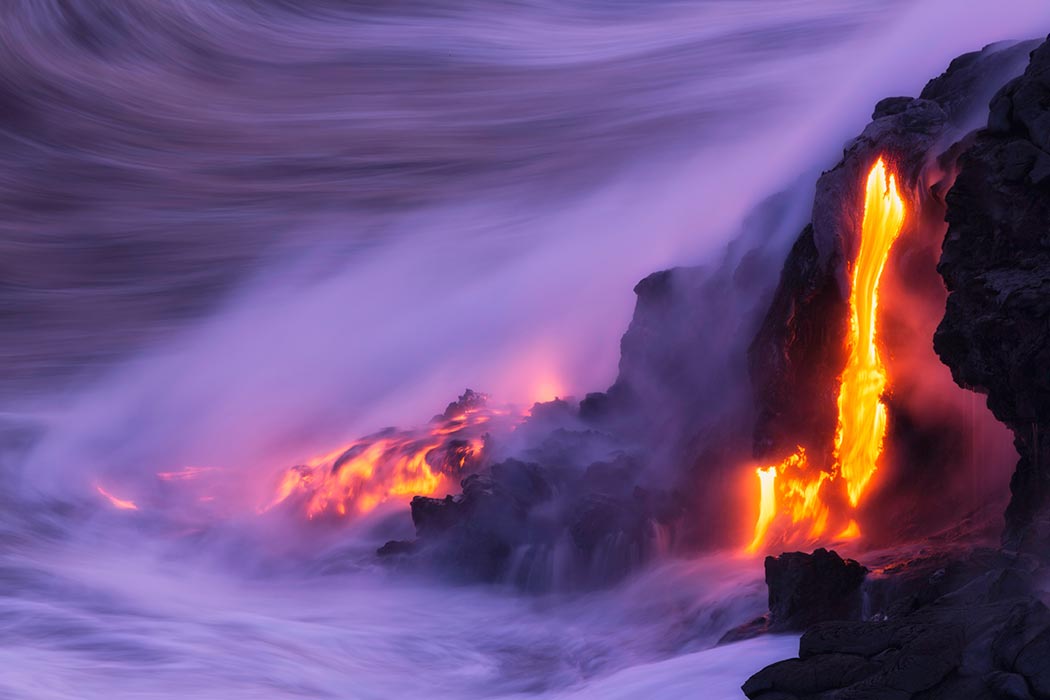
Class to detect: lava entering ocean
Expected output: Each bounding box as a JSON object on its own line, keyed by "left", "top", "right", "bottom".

{"left": 748, "top": 157, "right": 905, "bottom": 553}
{"left": 266, "top": 390, "right": 511, "bottom": 519}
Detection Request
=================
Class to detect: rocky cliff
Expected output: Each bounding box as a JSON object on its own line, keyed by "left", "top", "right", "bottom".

{"left": 936, "top": 39, "right": 1050, "bottom": 554}
{"left": 748, "top": 38, "right": 1038, "bottom": 545}
{"left": 743, "top": 34, "right": 1050, "bottom": 700}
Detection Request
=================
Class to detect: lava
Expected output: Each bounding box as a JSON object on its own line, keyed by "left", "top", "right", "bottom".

{"left": 266, "top": 390, "right": 506, "bottom": 519}
{"left": 746, "top": 157, "right": 905, "bottom": 553}
{"left": 835, "top": 157, "right": 906, "bottom": 506}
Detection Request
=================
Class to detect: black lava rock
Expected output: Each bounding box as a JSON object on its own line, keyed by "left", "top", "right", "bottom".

{"left": 765, "top": 548, "right": 868, "bottom": 631}
{"left": 935, "top": 36, "right": 1050, "bottom": 554}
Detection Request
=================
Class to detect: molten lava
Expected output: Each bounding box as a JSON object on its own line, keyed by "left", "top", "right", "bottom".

{"left": 266, "top": 390, "right": 505, "bottom": 519}
{"left": 746, "top": 157, "right": 905, "bottom": 553}
{"left": 836, "top": 157, "right": 906, "bottom": 506}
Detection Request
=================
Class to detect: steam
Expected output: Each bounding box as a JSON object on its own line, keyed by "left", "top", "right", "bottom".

{"left": 13, "top": 1, "right": 1049, "bottom": 514}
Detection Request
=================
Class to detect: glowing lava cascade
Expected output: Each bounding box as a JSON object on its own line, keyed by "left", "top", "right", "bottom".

{"left": 747, "top": 157, "right": 906, "bottom": 553}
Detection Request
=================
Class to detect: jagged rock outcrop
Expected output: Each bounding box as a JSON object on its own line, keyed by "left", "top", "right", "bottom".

{"left": 743, "top": 37, "right": 1050, "bottom": 700}
{"left": 765, "top": 549, "right": 868, "bottom": 631}
{"left": 744, "top": 579, "right": 1049, "bottom": 700}
{"left": 935, "top": 37, "right": 1050, "bottom": 554}
{"left": 379, "top": 455, "right": 683, "bottom": 591}
{"left": 580, "top": 184, "right": 814, "bottom": 548}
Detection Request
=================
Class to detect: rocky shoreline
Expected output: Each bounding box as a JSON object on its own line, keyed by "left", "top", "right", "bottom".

{"left": 373, "top": 31, "right": 1050, "bottom": 698}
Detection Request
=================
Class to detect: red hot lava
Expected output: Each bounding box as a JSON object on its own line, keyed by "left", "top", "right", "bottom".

{"left": 266, "top": 390, "right": 511, "bottom": 519}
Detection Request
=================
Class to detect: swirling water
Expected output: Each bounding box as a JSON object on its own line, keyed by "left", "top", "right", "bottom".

{"left": 2, "top": 1, "right": 1050, "bottom": 698}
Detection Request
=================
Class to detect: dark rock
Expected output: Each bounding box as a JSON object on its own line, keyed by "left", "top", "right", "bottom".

{"left": 801, "top": 621, "right": 901, "bottom": 659}
{"left": 991, "top": 600, "right": 1050, "bottom": 670}
{"left": 376, "top": 540, "right": 416, "bottom": 556}
{"left": 765, "top": 548, "right": 867, "bottom": 630}
{"left": 750, "top": 38, "right": 1038, "bottom": 543}
{"left": 490, "top": 459, "right": 554, "bottom": 507}
{"left": 569, "top": 494, "right": 643, "bottom": 551}
{"left": 919, "top": 41, "right": 1040, "bottom": 124}
{"left": 988, "top": 78, "right": 1023, "bottom": 134}
{"left": 410, "top": 494, "right": 463, "bottom": 536}
{"left": 914, "top": 674, "right": 995, "bottom": 700}
{"left": 935, "top": 35, "right": 1050, "bottom": 554}
{"left": 718, "top": 615, "right": 771, "bottom": 645}
{"left": 750, "top": 91, "right": 953, "bottom": 467}
{"left": 742, "top": 35, "right": 1048, "bottom": 700}
{"left": 746, "top": 609, "right": 977, "bottom": 699}
{"left": 606, "top": 184, "right": 812, "bottom": 548}
{"left": 873, "top": 96, "right": 913, "bottom": 119}
{"left": 877, "top": 623, "right": 964, "bottom": 693}
{"left": 749, "top": 223, "right": 845, "bottom": 466}
{"left": 746, "top": 556, "right": 1043, "bottom": 700}
{"left": 984, "top": 671, "right": 1034, "bottom": 700}
{"left": 742, "top": 654, "right": 879, "bottom": 697}
{"left": 384, "top": 454, "right": 669, "bottom": 589}
{"left": 438, "top": 388, "right": 488, "bottom": 420}
{"left": 1014, "top": 627, "right": 1050, "bottom": 697}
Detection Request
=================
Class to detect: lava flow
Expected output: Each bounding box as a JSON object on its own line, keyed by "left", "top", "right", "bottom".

{"left": 266, "top": 390, "right": 508, "bottom": 519}
{"left": 747, "top": 157, "right": 905, "bottom": 553}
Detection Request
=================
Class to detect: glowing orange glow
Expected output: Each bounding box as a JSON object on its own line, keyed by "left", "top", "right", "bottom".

{"left": 746, "top": 157, "right": 905, "bottom": 553}
{"left": 96, "top": 485, "right": 139, "bottom": 511}
{"left": 530, "top": 376, "right": 565, "bottom": 404}
{"left": 266, "top": 391, "right": 503, "bottom": 519}
{"left": 745, "top": 447, "right": 830, "bottom": 553}
{"left": 747, "top": 466, "right": 778, "bottom": 553}
{"left": 836, "top": 519, "right": 861, "bottom": 540}
{"left": 835, "top": 157, "right": 905, "bottom": 506}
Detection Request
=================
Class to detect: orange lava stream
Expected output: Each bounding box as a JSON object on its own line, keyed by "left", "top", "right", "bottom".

{"left": 265, "top": 395, "right": 502, "bottom": 519}
{"left": 835, "top": 157, "right": 906, "bottom": 506}
{"left": 746, "top": 157, "right": 905, "bottom": 553}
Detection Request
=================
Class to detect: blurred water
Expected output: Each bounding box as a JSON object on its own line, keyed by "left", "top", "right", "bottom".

{"left": 4, "top": 0, "right": 1050, "bottom": 697}
{"left": 0, "top": 511, "right": 783, "bottom": 699}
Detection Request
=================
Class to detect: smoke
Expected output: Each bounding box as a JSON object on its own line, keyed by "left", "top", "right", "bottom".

{"left": 10, "top": 1, "right": 1049, "bottom": 514}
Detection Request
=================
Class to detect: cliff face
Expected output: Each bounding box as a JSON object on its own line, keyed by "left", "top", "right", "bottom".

{"left": 936, "top": 39, "right": 1050, "bottom": 553}
{"left": 743, "top": 36, "right": 1050, "bottom": 700}
{"left": 750, "top": 37, "right": 1036, "bottom": 499}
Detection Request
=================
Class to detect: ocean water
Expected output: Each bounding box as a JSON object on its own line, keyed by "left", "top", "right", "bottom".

{"left": 2, "top": 1, "right": 1050, "bottom": 697}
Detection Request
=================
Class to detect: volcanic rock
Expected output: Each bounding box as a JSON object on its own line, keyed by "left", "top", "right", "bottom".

{"left": 765, "top": 548, "right": 868, "bottom": 631}
{"left": 751, "top": 38, "right": 1037, "bottom": 472}
{"left": 745, "top": 593, "right": 1050, "bottom": 700}
{"left": 379, "top": 454, "right": 674, "bottom": 590}
{"left": 741, "top": 39, "right": 1049, "bottom": 699}
{"left": 600, "top": 184, "right": 813, "bottom": 548}
{"left": 935, "top": 36, "right": 1050, "bottom": 554}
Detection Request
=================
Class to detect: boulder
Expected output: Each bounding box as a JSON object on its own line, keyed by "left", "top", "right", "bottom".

{"left": 766, "top": 548, "right": 867, "bottom": 631}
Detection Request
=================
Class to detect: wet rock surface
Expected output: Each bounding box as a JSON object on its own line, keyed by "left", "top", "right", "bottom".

{"left": 744, "top": 549, "right": 1050, "bottom": 700}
